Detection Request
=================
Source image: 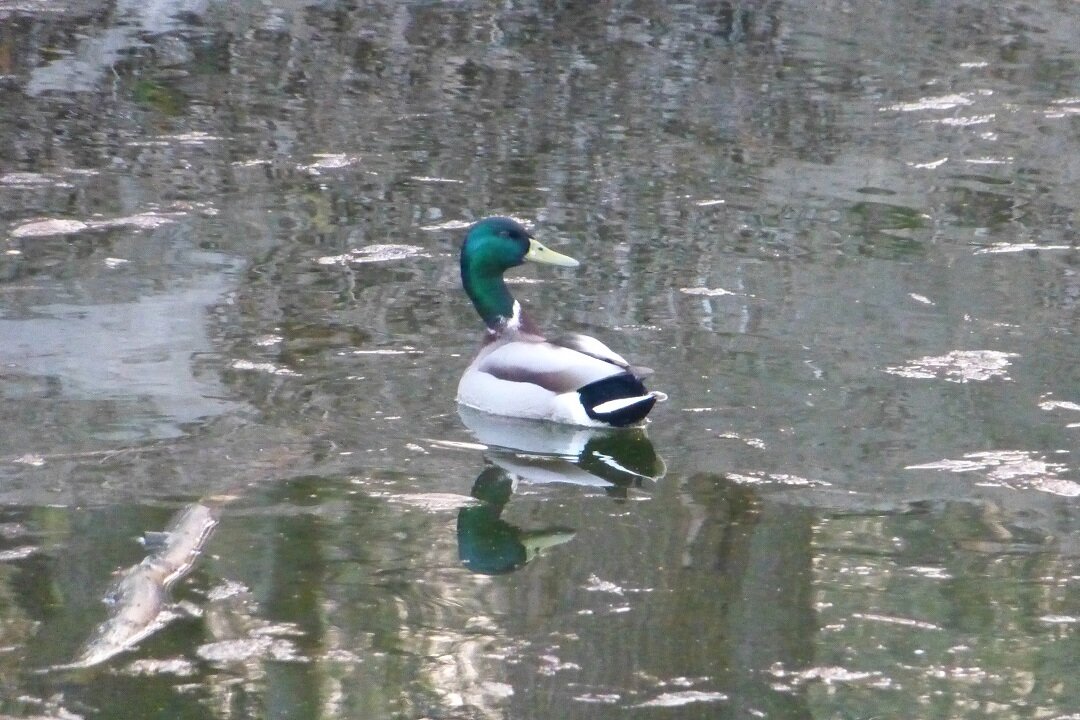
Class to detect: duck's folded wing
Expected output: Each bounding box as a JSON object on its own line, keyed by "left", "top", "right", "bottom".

{"left": 549, "top": 333, "right": 653, "bottom": 379}
{"left": 476, "top": 340, "right": 625, "bottom": 394}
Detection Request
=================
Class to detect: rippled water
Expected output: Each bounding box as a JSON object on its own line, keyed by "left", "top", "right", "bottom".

{"left": 1, "top": 1, "right": 1079, "bottom": 718}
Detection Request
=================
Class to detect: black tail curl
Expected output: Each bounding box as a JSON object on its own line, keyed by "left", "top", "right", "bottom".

{"left": 578, "top": 373, "right": 657, "bottom": 427}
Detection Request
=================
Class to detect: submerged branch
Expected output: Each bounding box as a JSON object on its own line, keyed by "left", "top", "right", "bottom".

{"left": 53, "top": 502, "right": 219, "bottom": 670}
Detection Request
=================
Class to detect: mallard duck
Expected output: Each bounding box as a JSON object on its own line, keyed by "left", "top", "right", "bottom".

{"left": 456, "top": 217, "right": 666, "bottom": 427}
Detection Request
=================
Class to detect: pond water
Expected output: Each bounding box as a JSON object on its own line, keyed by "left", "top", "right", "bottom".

{"left": 1, "top": 1, "right": 1079, "bottom": 718}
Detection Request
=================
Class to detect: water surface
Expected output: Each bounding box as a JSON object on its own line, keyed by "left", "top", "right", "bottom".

{"left": 1, "top": 2, "right": 1079, "bottom": 718}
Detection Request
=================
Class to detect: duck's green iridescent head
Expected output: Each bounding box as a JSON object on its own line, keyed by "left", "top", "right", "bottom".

{"left": 460, "top": 217, "right": 578, "bottom": 329}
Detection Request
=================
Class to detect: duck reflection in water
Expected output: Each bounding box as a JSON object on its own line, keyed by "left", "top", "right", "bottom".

{"left": 456, "top": 406, "right": 665, "bottom": 574}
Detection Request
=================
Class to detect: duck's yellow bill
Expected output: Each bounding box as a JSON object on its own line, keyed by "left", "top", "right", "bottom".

{"left": 525, "top": 238, "right": 580, "bottom": 268}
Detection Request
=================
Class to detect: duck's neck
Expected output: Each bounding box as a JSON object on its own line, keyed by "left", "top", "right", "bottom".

{"left": 462, "top": 260, "right": 519, "bottom": 331}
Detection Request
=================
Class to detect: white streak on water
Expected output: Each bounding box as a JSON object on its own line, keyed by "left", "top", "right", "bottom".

{"left": 726, "top": 472, "right": 828, "bottom": 487}
{"left": 1039, "top": 615, "right": 1080, "bottom": 624}
{"left": 853, "top": 613, "right": 942, "bottom": 630}
{"left": 408, "top": 175, "right": 464, "bottom": 184}
{"left": 299, "top": 153, "right": 360, "bottom": 173}
{"left": 0, "top": 172, "right": 69, "bottom": 187}
{"left": 715, "top": 432, "right": 767, "bottom": 449}
{"left": 0, "top": 546, "right": 37, "bottom": 561}
{"left": 422, "top": 438, "right": 488, "bottom": 451}
{"left": 635, "top": 691, "right": 728, "bottom": 708}
{"left": 965, "top": 156, "right": 1013, "bottom": 165}
{"left": 682, "top": 284, "right": 743, "bottom": 297}
{"left": 123, "top": 658, "right": 197, "bottom": 677}
{"left": 10, "top": 211, "right": 182, "bottom": 238}
{"left": 975, "top": 242, "right": 1074, "bottom": 254}
{"left": 230, "top": 359, "right": 300, "bottom": 377}
{"left": 770, "top": 663, "right": 884, "bottom": 686}
{"left": 936, "top": 114, "right": 995, "bottom": 126}
{"left": 13, "top": 454, "right": 46, "bottom": 467}
{"left": 383, "top": 493, "right": 479, "bottom": 512}
{"left": 349, "top": 348, "right": 423, "bottom": 355}
{"left": 316, "top": 244, "right": 428, "bottom": 265}
{"left": 882, "top": 94, "right": 974, "bottom": 112}
{"left": 884, "top": 350, "right": 1017, "bottom": 382}
{"left": 197, "top": 635, "right": 306, "bottom": 664}
{"left": 573, "top": 693, "right": 621, "bottom": 704}
{"left": 1039, "top": 399, "right": 1080, "bottom": 412}
{"left": 420, "top": 219, "right": 473, "bottom": 231}
{"left": 907, "top": 450, "right": 1077, "bottom": 496}
{"left": 910, "top": 157, "right": 948, "bottom": 169}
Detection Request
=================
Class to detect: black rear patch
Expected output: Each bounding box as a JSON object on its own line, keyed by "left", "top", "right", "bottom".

{"left": 578, "top": 373, "right": 656, "bottom": 427}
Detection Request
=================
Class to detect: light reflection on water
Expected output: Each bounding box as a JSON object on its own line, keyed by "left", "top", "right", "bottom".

{"left": 1, "top": 1, "right": 1079, "bottom": 718}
